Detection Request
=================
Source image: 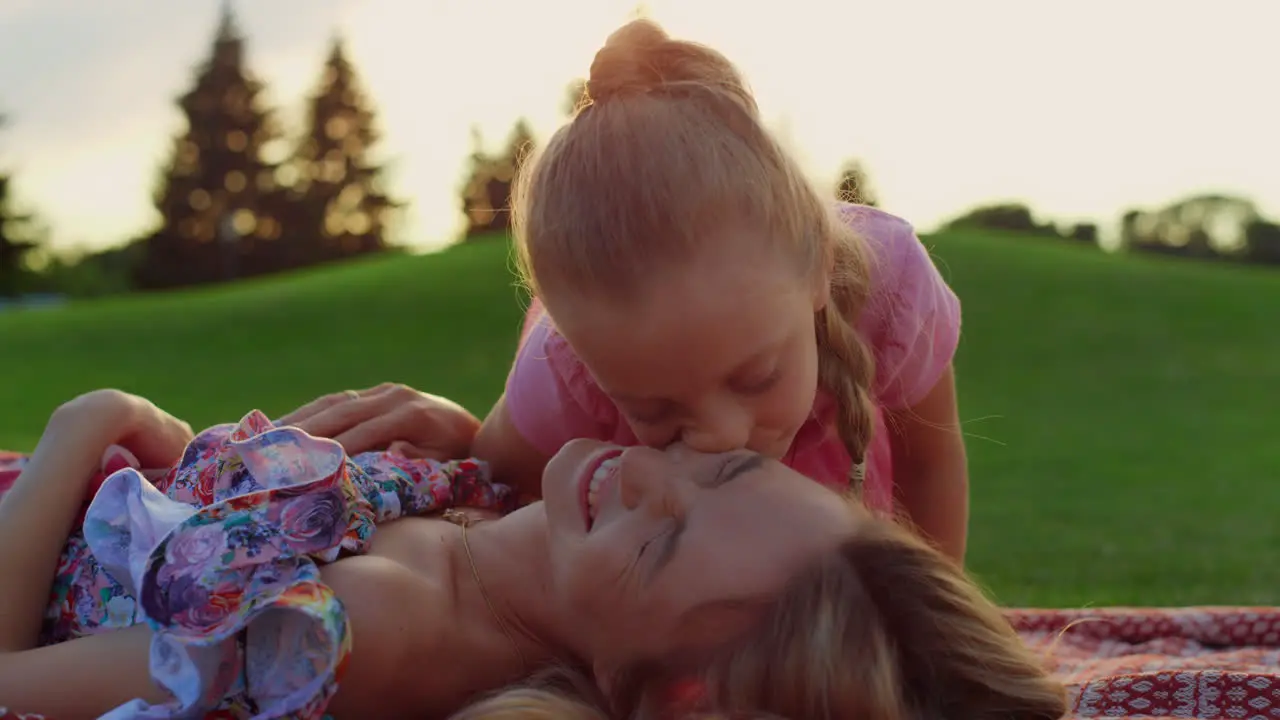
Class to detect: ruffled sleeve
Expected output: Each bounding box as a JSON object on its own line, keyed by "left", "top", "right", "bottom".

{"left": 82, "top": 410, "right": 513, "bottom": 719}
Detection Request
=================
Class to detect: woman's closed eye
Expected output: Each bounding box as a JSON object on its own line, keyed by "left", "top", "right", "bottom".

{"left": 704, "top": 453, "right": 765, "bottom": 489}
{"left": 638, "top": 524, "right": 675, "bottom": 560}
{"left": 641, "top": 455, "right": 762, "bottom": 580}
{"left": 640, "top": 521, "right": 682, "bottom": 580}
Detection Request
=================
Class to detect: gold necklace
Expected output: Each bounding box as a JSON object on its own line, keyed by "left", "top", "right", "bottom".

{"left": 442, "top": 509, "right": 529, "bottom": 672}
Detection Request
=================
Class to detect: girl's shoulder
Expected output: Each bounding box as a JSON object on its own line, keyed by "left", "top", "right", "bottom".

{"left": 832, "top": 203, "right": 963, "bottom": 410}
{"left": 832, "top": 201, "right": 950, "bottom": 303}
{"left": 833, "top": 202, "right": 921, "bottom": 272}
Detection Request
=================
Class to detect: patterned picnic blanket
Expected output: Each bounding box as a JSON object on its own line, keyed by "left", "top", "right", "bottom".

{"left": 1011, "top": 607, "right": 1280, "bottom": 718}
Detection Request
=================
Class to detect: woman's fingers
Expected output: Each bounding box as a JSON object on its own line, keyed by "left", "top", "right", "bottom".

{"left": 291, "top": 396, "right": 383, "bottom": 441}
{"left": 144, "top": 417, "right": 196, "bottom": 468}
{"left": 387, "top": 440, "right": 451, "bottom": 462}
{"left": 276, "top": 391, "right": 351, "bottom": 427}
{"left": 278, "top": 383, "right": 395, "bottom": 427}
{"left": 115, "top": 401, "right": 195, "bottom": 469}
{"left": 289, "top": 385, "right": 413, "bottom": 445}
{"left": 329, "top": 407, "right": 425, "bottom": 456}
{"left": 278, "top": 384, "right": 475, "bottom": 458}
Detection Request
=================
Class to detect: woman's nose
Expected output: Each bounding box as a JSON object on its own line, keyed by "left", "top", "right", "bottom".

{"left": 617, "top": 446, "right": 672, "bottom": 512}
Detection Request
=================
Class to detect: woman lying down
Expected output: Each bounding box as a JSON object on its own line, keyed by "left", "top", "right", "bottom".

{"left": 0, "top": 389, "right": 1068, "bottom": 720}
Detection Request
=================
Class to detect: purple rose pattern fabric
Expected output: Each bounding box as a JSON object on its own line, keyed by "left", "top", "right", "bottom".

{"left": 2, "top": 410, "right": 513, "bottom": 720}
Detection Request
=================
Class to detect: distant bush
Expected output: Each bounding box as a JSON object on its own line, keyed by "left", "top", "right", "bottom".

{"left": 944, "top": 203, "right": 1060, "bottom": 237}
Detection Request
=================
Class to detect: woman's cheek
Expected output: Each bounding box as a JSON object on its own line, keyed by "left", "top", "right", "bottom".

{"left": 564, "top": 547, "right": 615, "bottom": 621}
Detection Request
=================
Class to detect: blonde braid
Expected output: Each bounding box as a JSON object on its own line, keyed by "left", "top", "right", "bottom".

{"left": 815, "top": 226, "right": 878, "bottom": 494}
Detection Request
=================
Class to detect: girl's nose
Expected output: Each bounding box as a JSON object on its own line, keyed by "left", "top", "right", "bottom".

{"left": 680, "top": 404, "right": 752, "bottom": 455}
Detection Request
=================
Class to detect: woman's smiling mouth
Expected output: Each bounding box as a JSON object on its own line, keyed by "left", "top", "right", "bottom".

{"left": 580, "top": 451, "right": 622, "bottom": 528}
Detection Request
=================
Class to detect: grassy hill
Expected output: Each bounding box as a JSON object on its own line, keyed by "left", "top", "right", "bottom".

{"left": 2, "top": 232, "right": 1277, "bottom": 607}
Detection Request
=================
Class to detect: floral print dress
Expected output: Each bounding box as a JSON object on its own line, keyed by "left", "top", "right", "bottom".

{"left": 0, "top": 410, "right": 516, "bottom": 720}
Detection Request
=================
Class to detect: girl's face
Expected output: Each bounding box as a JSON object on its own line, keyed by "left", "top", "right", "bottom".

{"left": 540, "top": 438, "right": 857, "bottom": 673}
{"left": 550, "top": 236, "right": 826, "bottom": 460}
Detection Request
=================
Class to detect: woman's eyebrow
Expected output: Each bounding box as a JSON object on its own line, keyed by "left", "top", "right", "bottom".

{"left": 648, "top": 454, "right": 766, "bottom": 581}
{"left": 703, "top": 453, "right": 764, "bottom": 489}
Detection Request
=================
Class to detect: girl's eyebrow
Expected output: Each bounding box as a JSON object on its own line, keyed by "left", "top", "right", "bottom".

{"left": 648, "top": 453, "right": 766, "bottom": 581}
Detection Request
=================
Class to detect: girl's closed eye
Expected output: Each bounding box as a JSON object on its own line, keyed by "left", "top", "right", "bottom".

{"left": 630, "top": 410, "right": 668, "bottom": 426}
{"left": 730, "top": 366, "right": 782, "bottom": 396}
{"left": 627, "top": 401, "right": 676, "bottom": 426}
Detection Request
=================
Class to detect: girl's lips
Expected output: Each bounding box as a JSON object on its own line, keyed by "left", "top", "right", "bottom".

{"left": 579, "top": 448, "right": 623, "bottom": 529}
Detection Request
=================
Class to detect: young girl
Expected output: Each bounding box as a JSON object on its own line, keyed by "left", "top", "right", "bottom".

{"left": 466, "top": 18, "right": 970, "bottom": 562}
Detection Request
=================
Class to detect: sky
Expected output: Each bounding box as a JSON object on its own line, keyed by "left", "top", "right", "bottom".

{"left": 0, "top": 0, "right": 1275, "bottom": 254}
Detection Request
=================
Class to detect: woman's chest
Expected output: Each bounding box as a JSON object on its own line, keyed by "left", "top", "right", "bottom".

{"left": 364, "top": 516, "right": 453, "bottom": 571}
{"left": 320, "top": 516, "right": 514, "bottom": 718}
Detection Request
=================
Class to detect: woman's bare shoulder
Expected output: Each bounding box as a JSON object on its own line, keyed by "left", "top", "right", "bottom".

{"left": 322, "top": 516, "right": 512, "bottom": 718}
{"left": 322, "top": 551, "right": 454, "bottom": 717}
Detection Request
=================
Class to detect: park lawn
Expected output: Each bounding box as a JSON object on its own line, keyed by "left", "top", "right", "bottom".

{"left": 1, "top": 232, "right": 1277, "bottom": 608}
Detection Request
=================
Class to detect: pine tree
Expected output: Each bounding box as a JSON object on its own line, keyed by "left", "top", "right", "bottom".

{"left": 503, "top": 119, "right": 537, "bottom": 176}
{"left": 460, "top": 119, "right": 536, "bottom": 240}
{"left": 835, "top": 159, "right": 879, "bottom": 208}
{"left": 289, "top": 35, "right": 399, "bottom": 266}
{"left": 138, "top": 1, "right": 283, "bottom": 289}
{"left": 0, "top": 114, "right": 37, "bottom": 298}
{"left": 460, "top": 126, "right": 498, "bottom": 239}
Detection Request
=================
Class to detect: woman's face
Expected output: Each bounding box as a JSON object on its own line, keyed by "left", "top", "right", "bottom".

{"left": 541, "top": 438, "right": 858, "bottom": 674}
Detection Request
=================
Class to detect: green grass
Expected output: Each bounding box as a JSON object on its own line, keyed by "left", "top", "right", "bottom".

{"left": 2, "top": 233, "right": 1277, "bottom": 608}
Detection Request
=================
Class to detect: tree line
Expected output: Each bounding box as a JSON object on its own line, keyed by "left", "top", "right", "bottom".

{"left": 2, "top": 10, "right": 1277, "bottom": 301}
{"left": 937, "top": 194, "right": 1280, "bottom": 265}
{"left": 462, "top": 135, "right": 1280, "bottom": 270}
{"left": 2, "top": 5, "right": 401, "bottom": 298}
{"left": 457, "top": 81, "right": 877, "bottom": 242}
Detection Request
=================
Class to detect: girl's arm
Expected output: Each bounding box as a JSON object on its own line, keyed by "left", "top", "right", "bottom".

{"left": 470, "top": 394, "right": 553, "bottom": 502}
{"left": 0, "top": 390, "right": 188, "bottom": 718}
{"left": 887, "top": 364, "right": 970, "bottom": 565}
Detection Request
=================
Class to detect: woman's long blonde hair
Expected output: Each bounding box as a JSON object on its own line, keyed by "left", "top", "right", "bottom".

{"left": 449, "top": 497, "right": 1066, "bottom": 720}
{"left": 512, "top": 18, "right": 879, "bottom": 477}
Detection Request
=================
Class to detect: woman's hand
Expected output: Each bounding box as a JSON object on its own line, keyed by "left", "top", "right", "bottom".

{"left": 0, "top": 389, "right": 191, "bottom": 655}
{"left": 278, "top": 383, "right": 481, "bottom": 461}
{"left": 51, "top": 389, "right": 194, "bottom": 469}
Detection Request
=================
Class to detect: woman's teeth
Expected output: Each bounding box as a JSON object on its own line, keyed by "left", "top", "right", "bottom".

{"left": 587, "top": 457, "right": 620, "bottom": 519}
